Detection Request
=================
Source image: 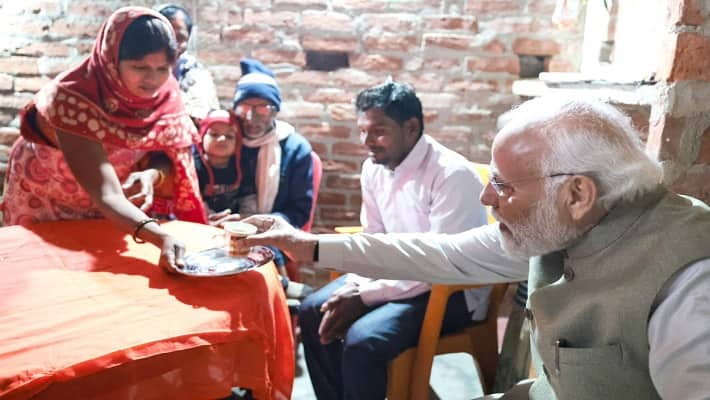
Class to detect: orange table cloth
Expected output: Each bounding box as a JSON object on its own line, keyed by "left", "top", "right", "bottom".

{"left": 0, "top": 219, "right": 293, "bottom": 400}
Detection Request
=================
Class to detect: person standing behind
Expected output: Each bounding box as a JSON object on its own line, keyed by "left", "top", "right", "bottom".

{"left": 229, "top": 59, "right": 314, "bottom": 282}
{"left": 298, "top": 81, "right": 491, "bottom": 400}
{"left": 158, "top": 4, "right": 219, "bottom": 124}
{"left": 0, "top": 7, "right": 207, "bottom": 273}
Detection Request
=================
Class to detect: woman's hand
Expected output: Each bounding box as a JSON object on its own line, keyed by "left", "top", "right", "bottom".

{"left": 208, "top": 209, "right": 242, "bottom": 227}
{"left": 158, "top": 234, "right": 186, "bottom": 274}
{"left": 122, "top": 169, "right": 161, "bottom": 211}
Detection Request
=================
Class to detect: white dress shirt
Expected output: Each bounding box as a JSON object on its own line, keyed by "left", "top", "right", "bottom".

{"left": 317, "top": 224, "right": 710, "bottom": 399}
{"left": 346, "top": 134, "right": 489, "bottom": 318}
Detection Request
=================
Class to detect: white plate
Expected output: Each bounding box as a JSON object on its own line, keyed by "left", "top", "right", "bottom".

{"left": 178, "top": 246, "right": 274, "bottom": 277}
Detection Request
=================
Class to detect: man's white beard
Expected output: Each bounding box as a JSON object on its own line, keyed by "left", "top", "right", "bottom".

{"left": 497, "top": 186, "right": 583, "bottom": 258}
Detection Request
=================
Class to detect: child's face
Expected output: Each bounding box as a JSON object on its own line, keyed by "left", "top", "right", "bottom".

{"left": 203, "top": 122, "right": 237, "bottom": 160}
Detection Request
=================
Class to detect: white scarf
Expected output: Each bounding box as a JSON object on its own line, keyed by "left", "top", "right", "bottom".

{"left": 241, "top": 120, "right": 293, "bottom": 213}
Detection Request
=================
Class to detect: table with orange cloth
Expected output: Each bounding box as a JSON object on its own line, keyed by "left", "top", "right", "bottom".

{"left": 0, "top": 219, "right": 293, "bottom": 400}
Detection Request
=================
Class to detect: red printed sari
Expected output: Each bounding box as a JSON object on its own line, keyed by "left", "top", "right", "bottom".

{"left": 2, "top": 7, "right": 207, "bottom": 225}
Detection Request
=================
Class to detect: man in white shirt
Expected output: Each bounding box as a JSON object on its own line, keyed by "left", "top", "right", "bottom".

{"left": 244, "top": 95, "right": 710, "bottom": 399}
{"left": 297, "top": 81, "right": 491, "bottom": 400}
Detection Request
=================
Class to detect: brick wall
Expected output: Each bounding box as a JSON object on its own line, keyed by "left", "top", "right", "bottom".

{"left": 647, "top": 0, "right": 710, "bottom": 203}
{"left": 0, "top": 0, "right": 582, "bottom": 231}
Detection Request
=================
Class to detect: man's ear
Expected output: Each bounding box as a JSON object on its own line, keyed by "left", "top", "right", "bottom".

{"left": 403, "top": 117, "right": 420, "bottom": 138}
{"left": 564, "top": 175, "right": 598, "bottom": 221}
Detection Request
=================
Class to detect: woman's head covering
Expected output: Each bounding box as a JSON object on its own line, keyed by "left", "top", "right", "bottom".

{"left": 231, "top": 59, "right": 282, "bottom": 111}
{"left": 197, "top": 110, "right": 243, "bottom": 196}
{"left": 18, "top": 6, "right": 207, "bottom": 223}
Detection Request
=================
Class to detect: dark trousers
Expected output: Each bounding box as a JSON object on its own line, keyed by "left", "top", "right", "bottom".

{"left": 298, "top": 276, "right": 473, "bottom": 400}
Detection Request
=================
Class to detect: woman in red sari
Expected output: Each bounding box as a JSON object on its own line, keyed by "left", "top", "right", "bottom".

{"left": 1, "top": 7, "right": 207, "bottom": 273}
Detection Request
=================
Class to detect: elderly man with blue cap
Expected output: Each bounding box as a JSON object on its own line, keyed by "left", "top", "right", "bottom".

{"left": 211, "top": 59, "right": 315, "bottom": 295}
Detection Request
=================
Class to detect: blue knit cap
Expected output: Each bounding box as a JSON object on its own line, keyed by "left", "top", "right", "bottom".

{"left": 232, "top": 59, "right": 282, "bottom": 111}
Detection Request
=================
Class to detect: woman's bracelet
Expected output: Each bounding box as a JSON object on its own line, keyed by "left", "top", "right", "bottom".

{"left": 132, "top": 218, "right": 159, "bottom": 244}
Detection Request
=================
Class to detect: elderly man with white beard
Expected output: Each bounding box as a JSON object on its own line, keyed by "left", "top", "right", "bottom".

{"left": 241, "top": 96, "right": 710, "bottom": 400}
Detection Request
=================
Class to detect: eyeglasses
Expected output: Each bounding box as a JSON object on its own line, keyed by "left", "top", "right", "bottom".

{"left": 488, "top": 172, "right": 584, "bottom": 197}
{"left": 234, "top": 103, "right": 276, "bottom": 118}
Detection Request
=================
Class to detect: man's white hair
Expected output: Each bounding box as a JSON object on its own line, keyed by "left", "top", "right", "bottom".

{"left": 498, "top": 96, "right": 663, "bottom": 210}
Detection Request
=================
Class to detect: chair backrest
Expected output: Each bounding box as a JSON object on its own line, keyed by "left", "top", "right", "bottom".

{"left": 302, "top": 151, "right": 322, "bottom": 232}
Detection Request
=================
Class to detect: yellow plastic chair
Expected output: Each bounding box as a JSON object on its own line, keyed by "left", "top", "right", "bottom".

{"left": 386, "top": 161, "right": 505, "bottom": 400}
{"left": 337, "top": 162, "right": 504, "bottom": 399}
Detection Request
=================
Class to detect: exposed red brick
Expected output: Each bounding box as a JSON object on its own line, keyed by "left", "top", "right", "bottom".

{"left": 299, "top": 122, "right": 353, "bottom": 139}
{"left": 325, "top": 175, "right": 361, "bottom": 190}
{"left": 0, "top": 127, "right": 20, "bottom": 146}
{"left": 244, "top": 10, "right": 299, "bottom": 28}
{"left": 418, "top": 93, "right": 461, "bottom": 109}
{"left": 0, "top": 93, "right": 33, "bottom": 110}
{"left": 423, "top": 16, "right": 478, "bottom": 32}
{"left": 321, "top": 159, "right": 361, "bottom": 173}
{"left": 15, "top": 20, "right": 51, "bottom": 36}
{"left": 513, "top": 38, "right": 560, "bottom": 55}
{"left": 280, "top": 102, "right": 324, "bottom": 119}
{"left": 302, "top": 11, "right": 354, "bottom": 32}
{"left": 658, "top": 32, "right": 710, "bottom": 82}
{"left": 396, "top": 72, "right": 444, "bottom": 91}
{"left": 647, "top": 114, "right": 685, "bottom": 161}
{"left": 696, "top": 126, "right": 710, "bottom": 164}
{"left": 423, "top": 33, "right": 472, "bottom": 51}
{"left": 484, "top": 17, "right": 551, "bottom": 34}
{"left": 450, "top": 109, "right": 494, "bottom": 124}
{"left": 221, "top": 25, "right": 276, "bottom": 44}
{"left": 466, "top": 56, "right": 520, "bottom": 75}
{"left": 527, "top": 0, "right": 557, "bottom": 14}
{"left": 51, "top": 20, "right": 102, "bottom": 38}
{"left": 667, "top": 0, "right": 704, "bottom": 26}
{"left": 310, "top": 141, "right": 328, "bottom": 155}
{"left": 0, "top": 74, "right": 13, "bottom": 91}
{"left": 199, "top": 48, "right": 246, "bottom": 66}
{"left": 332, "top": 69, "right": 380, "bottom": 88}
{"left": 274, "top": 0, "right": 328, "bottom": 8}
{"left": 363, "top": 33, "right": 418, "bottom": 52}
{"left": 197, "top": 6, "right": 242, "bottom": 27}
{"left": 16, "top": 42, "right": 71, "bottom": 58}
{"left": 17, "top": 1, "right": 62, "bottom": 17}
{"left": 251, "top": 48, "right": 305, "bottom": 66}
{"left": 38, "top": 58, "right": 82, "bottom": 77}
{"left": 67, "top": 3, "right": 113, "bottom": 18}
{"left": 319, "top": 208, "right": 359, "bottom": 222}
{"left": 350, "top": 54, "right": 404, "bottom": 71}
{"left": 328, "top": 104, "right": 356, "bottom": 121}
{"left": 0, "top": 56, "right": 38, "bottom": 76}
{"left": 546, "top": 57, "right": 576, "bottom": 72}
{"left": 416, "top": 57, "right": 461, "bottom": 70}
{"left": 318, "top": 192, "right": 347, "bottom": 206}
{"left": 331, "top": 0, "right": 385, "bottom": 12}
{"left": 429, "top": 126, "right": 473, "bottom": 142}
{"left": 465, "top": 0, "right": 523, "bottom": 14}
{"left": 479, "top": 39, "right": 507, "bottom": 54}
{"left": 670, "top": 164, "right": 710, "bottom": 204}
{"left": 301, "top": 36, "right": 359, "bottom": 52}
{"left": 444, "top": 80, "right": 497, "bottom": 93}
{"left": 279, "top": 70, "right": 330, "bottom": 86}
{"left": 360, "top": 13, "right": 418, "bottom": 32}
{"left": 423, "top": 110, "right": 439, "bottom": 125}
{"left": 303, "top": 88, "right": 354, "bottom": 104}
{"left": 332, "top": 141, "right": 367, "bottom": 157}
{"left": 14, "top": 76, "right": 49, "bottom": 93}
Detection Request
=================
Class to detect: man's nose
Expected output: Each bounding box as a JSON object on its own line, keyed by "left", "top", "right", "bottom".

{"left": 480, "top": 181, "right": 498, "bottom": 207}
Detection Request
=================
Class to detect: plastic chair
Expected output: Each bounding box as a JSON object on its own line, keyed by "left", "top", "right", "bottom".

{"left": 386, "top": 161, "right": 506, "bottom": 400}
{"left": 285, "top": 151, "right": 322, "bottom": 281}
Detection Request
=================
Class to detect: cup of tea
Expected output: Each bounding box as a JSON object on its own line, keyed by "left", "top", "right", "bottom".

{"left": 223, "top": 221, "right": 258, "bottom": 257}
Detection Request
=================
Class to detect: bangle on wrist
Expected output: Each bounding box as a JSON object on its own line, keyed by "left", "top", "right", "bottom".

{"left": 132, "top": 218, "right": 159, "bottom": 244}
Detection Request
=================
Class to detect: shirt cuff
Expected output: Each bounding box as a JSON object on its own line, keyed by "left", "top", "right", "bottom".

{"left": 315, "top": 234, "right": 347, "bottom": 270}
